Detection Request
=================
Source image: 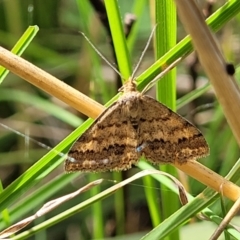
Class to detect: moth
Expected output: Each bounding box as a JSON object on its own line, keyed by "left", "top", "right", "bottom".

{"left": 65, "top": 77, "right": 209, "bottom": 172}
{"left": 65, "top": 29, "right": 209, "bottom": 172}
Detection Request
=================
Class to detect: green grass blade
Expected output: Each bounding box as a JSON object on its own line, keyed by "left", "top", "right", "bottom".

{"left": 141, "top": 159, "right": 240, "bottom": 239}
{"left": 0, "top": 181, "right": 10, "bottom": 228}
{"left": 9, "top": 170, "right": 193, "bottom": 239}
{"left": 1, "top": 2, "right": 240, "bottom": 239}
{"left": 0, "top": 26, "right": 39, "bottom": 83}
{"left": 154, "top": 2, "right": 180, "bottom": 240}
{"left": 88, "top": 173, "right": 104, "bottom": 239}
{"left": 104, "top": 1, "right": 134, "bottom": 235}
{"left": 155, "top": 1, "right": 176, "bottom": 110}
{"left": 0, "top": 173, "right": 78, "bottom": 230}
{"left": 105, "top": 0, "right": 132, "bottom": 80}
{"left": 0, "top": 118, "right": 92, "bottom": 213}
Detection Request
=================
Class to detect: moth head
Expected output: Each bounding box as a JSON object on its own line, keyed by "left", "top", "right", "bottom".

{"left": 118, "top": 77, "right": 137, "bottom": 93}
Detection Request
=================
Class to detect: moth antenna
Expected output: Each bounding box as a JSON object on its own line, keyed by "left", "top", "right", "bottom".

{"left": 131, "top": 24, "right": 158, "bottom": 79}
{"left": 80, "top": 31, "right": 123, "bottom": 78}
{"left": 142, "top": 57, "right": 182, "bottom": 94}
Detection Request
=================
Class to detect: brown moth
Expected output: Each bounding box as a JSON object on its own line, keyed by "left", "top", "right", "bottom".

{"left": 65, "top": 27, "right": 209, "bottom": 172}
{"left": 65, "top": 77, "right": 209, "bottom": 172}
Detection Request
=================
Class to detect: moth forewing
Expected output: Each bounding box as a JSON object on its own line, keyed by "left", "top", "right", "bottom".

{"left": 65, "top": 79, "right": 209, "bottom": 172}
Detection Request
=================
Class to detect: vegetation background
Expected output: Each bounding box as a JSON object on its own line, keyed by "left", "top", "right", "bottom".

{"left": 0, "top": 0, "right": 240, "bottom": 239}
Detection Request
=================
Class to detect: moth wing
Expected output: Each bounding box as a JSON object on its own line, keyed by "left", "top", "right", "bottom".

{"left": 65, "top": 100, "right": 140, "bottom": 172}
{"left": 138, "top": 95, "right": 209, "bottom": 164}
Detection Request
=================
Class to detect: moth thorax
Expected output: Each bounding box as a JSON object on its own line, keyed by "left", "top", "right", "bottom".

{"left": 121, "top": 78, "right": 137, "bottom": 93}
{"left": 126, "top": 98, "right": 141, "bottom": 119}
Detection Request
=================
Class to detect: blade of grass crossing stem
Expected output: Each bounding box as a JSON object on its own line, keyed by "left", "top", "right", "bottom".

{"left": 140, "top": 0, "right": 162, "bottom": 228}
{"left": 104, "top": 1, "right": 132, "bottom": 235}
{"left": 104, "top": 0, "right": 132, "bottom": 80}
{"left": 0, "top": 26, "right": 39, "bottom": 83}
{"left": 155, "top": 2, "right": 179, "bottom": 240}
{"left": 155, "top": 1, "right": 177, "bottom": 108}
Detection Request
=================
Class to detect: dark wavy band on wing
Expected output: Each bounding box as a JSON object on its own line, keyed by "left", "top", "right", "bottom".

{"left": 140, "top": 134, "right": 209, "bottom": 164}
{"left": 66, "top": 144, "right": 140, "bottom": 172}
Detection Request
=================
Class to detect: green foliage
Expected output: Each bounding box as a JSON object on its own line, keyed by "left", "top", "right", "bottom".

{"left": 0, "top": 0, "right": 240, "bottom": 239}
